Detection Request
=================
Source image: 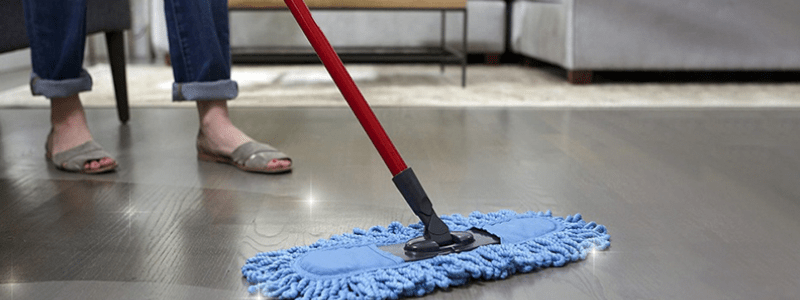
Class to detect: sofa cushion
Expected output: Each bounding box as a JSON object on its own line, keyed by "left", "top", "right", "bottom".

{"left": 85, "top": 0, "right": 132, "bottom": 34}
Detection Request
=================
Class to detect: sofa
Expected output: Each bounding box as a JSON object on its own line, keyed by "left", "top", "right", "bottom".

{"left": 0, "top": 0, "right": 131, "bottom": 122}
{"left": 510, "top": 0, "right": 800, "bottom": 83}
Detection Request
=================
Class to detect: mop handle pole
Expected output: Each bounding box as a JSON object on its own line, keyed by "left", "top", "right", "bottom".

{"left": 283, "top": 0, "right": 408, "bottom": 176}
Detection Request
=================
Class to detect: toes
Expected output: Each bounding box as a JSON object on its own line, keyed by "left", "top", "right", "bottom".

{"left": 99, "top": 157, "right": 116, "bottom": 167}
{"left": 87, "top": 160, "right": 101, "bottom": 170}
{"left": 83, "top": 157, "right": 115, "bottom": 171}
{"left": 267, "top": 159, "right": 291, "bottom": 170}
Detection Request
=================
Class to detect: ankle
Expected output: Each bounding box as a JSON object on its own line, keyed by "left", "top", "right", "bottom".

{"left": 50, "top": 94, "right": 88, "bottom": 129}
{"left": 196, "top": 100, "right": 231, "bottom": 127}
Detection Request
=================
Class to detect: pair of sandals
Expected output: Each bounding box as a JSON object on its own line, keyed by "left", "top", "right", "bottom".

{"left": 45, "top": 131, "right": 292, "bottom": 174}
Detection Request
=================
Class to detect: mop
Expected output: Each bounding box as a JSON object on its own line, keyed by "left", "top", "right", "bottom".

{"left": 242, "top": 1, "right": 611, "bottom": 298}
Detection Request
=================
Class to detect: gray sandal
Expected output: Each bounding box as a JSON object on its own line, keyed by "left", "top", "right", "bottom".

{"left": 45, "top": 139, "right": 118, "bottom": 174}
{"left": 197, "top": 140, "right": 292, "bottom": 174}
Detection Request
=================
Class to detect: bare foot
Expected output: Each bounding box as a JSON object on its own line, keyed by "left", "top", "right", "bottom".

{"left": 49, "top": 95, "right": 116, "bottom": 171}
{"left": 196, "top": 100, "right": 291, "bottom": 171}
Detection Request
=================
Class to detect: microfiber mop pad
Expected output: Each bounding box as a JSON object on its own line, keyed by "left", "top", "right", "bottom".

{"left": 242, "top": 210, "right": 611, "bottom": 299}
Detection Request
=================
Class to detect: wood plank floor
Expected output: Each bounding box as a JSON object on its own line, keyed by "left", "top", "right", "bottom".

{"left": 1, "top": 107, "right": 799, "bottom": 299}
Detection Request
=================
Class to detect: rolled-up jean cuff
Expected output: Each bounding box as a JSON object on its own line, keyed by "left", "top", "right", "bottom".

{"left": 172, "top": 79, "right": 238, "bottom": 101}
{"left": 30, "top": 70, "right": 93, "bottom": 98}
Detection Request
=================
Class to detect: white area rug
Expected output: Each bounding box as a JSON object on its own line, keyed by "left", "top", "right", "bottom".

{"left": 2, "top": 64, "right": 800, "bottom": 108}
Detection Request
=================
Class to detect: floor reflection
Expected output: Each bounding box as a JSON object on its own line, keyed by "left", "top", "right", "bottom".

{"left": 1, "top": 108, "right": 799, "bottom": 299}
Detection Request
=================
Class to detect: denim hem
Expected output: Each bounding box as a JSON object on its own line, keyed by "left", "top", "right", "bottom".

{"left": 30, "top": 70, "right": 92, "bottom": 98}
{"left": 172, "top": 79, "right": 238, "bottom": 101}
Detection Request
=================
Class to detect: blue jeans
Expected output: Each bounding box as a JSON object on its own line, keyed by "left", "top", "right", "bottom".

{"left": 22, "top": 0, "right": 237, "bottom": 101}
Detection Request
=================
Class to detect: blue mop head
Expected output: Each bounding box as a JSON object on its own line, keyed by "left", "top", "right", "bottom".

{"left": 242, "top": 210, "right": 610, "bottom": 299}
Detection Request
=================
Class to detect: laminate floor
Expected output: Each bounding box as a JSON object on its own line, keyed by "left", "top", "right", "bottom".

{"left": 1, "top": 107, "right": 799, "bottom": 299}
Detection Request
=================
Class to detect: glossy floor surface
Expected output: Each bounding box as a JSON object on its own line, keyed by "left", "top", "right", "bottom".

{"left": 1, "top": 107, "right": 799, "bottom": 299}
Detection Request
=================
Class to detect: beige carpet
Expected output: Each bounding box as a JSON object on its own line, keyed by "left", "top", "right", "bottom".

{"left": 2, "top": 63, "right": 800, "bottom": 108}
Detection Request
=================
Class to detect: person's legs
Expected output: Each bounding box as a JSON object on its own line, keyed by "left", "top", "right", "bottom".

{"left": 164, "top": 0, "right": 290, "bottom": 172}
{"left": 23, "top": 0, "right": 115, "bottom": 172}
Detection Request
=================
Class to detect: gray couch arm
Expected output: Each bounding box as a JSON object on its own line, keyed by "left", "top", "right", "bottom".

{"left": 512, "top": 0, "right": 800, "bottom": 73}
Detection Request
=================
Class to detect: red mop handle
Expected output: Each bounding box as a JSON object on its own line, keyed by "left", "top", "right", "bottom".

{"left": 283, "top": 0, "right": 408, "bottom": 176}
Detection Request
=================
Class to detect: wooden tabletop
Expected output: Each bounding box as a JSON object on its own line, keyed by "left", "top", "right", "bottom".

{"left": 229, "top": 0, "right": 467, "bottom": 9}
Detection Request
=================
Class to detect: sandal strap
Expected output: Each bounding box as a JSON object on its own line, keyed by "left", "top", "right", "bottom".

{"left": 231, "top": 141, "right": 291, "bottom": 168}
{"left": 51, "top": 140, "right": 113, "bottom": 171}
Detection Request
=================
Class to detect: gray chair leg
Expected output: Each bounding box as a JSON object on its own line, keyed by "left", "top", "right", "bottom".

{"left": 105, "top": 30, "right": 130, "bottom": 124}
{"left": 461, "top": 8, "right": 467, "bottom": 87}
{"left": 440, "top": 10, "right": 446, "bottom": 73}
